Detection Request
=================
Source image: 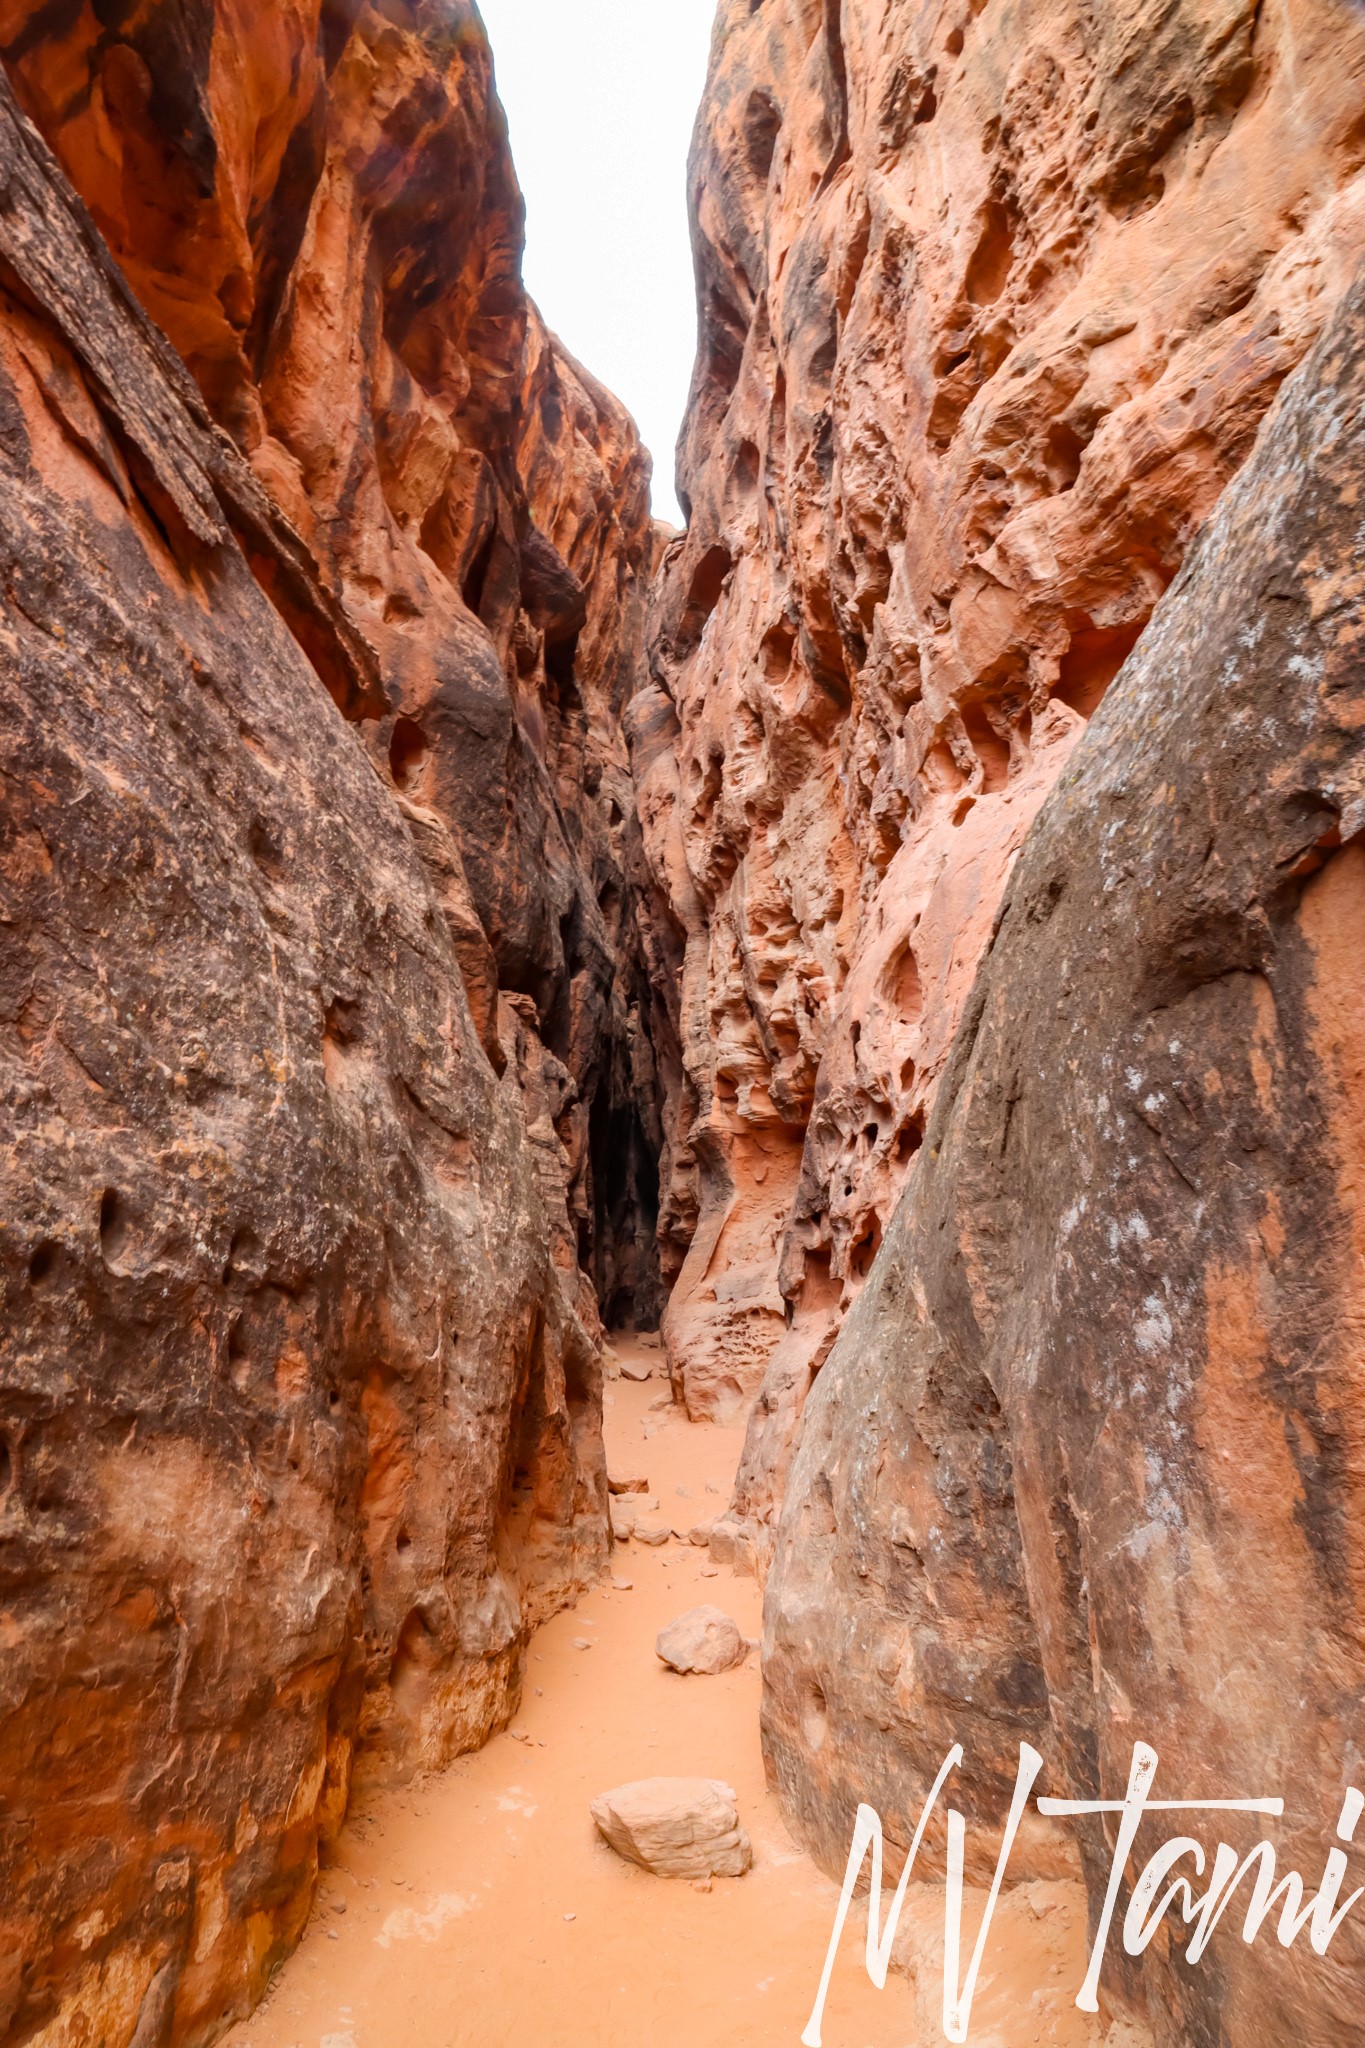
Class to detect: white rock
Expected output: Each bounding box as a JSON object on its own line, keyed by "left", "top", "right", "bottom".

{"left": 634, "top": 1521, "right": 670, "bottom": 1547}
{"left": 590, "top": 1778, "right": 752, "bottom": 1879}
{"left": 619, "top": 1358, "right": 652, "bottom": 1382}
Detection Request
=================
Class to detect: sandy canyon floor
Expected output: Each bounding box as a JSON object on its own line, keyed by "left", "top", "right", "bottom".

{"left": 224, "top": 1341, "right": 1102, "bottom": 2048}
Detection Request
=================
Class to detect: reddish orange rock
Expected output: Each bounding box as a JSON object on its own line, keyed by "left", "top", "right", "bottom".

{"left": 636, "top": 0, "right": 1365, "bottom": 1560}
{"left": 0, "top": 6, "right": 660, "bottom": 2046}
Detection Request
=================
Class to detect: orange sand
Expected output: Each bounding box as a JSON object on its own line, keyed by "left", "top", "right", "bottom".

{"left": 224, "top": 1341, "right": 1104, "bottom": 2048}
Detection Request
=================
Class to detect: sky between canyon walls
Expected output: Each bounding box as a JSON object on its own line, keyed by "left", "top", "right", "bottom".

{"left": 477, "top": 0, "right": 716, "bottom": 527}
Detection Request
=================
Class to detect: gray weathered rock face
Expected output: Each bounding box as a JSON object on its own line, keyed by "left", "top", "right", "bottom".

{"left": 765, "top": 270, "right": 1365, "bottom": 2048}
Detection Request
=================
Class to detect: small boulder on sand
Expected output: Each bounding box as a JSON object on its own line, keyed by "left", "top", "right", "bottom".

{"left": 590, "top": 1778, "right": 752, "bottom": 1879}
{"left": 609, "top": 1498, "right": 637, "bottom": 1541}
{"left": 656, "top": 1605, "right": 747, "bottom": 1675}
{"left": 619, "top": 1357, "right": 652, "bottom": 1382}
{"left": 634, "top": 1520, "right": 670, "bottom": 1546}
{"left": 608, "top": 1471, "right": 650, "bottom": 1495}
{"left": 686, "top": 1520, "right": 716, "bottom": 1548}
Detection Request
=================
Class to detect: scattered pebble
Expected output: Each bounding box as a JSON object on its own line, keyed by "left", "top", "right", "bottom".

{"left": 573, "top": 1637, "right": 593, "bottom": 1650}
{"left": 564, "top": 1912, "right": 577, "bottom": 1922}
{"left": 705, "top": 1479, "right": 723, "bottom": 1495}
{"left": 331, "top": 1898, "right": 347, "bottom": 1915}
{"left": 611, "top": 1575, "right": 634, "bottom": 1591}
{"left": 675, "top": 1485, "right": 693, "bottom": 1499}
{"left": 327, "top": 1930, "right": 339, "bottom": 1941}
{"left": 700, "top": 1564, "right": 719, "bottom": 1578}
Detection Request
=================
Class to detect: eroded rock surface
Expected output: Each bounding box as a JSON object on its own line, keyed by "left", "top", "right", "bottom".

{"left": 635, "top": 0, "right": 1365, "bottom": 1568}
{"left": 766, "top": 267, "right": 1365, "bottom": 2047}
{"left": 0, "top": 5, "right": 660, "bottom": 2045}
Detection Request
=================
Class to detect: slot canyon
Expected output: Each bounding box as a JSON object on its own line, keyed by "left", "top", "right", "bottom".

{"left": 0, "top": 3, "right": 1362, "bottom": 2046}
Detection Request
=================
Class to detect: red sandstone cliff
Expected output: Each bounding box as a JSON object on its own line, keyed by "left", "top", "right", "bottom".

{"left": 767, "top": 266, "right": 1365, "bottom": 2048}
{"left": 0, "top": 6, "right": 657, "bottom": 2044}
{"left": 637, "top": 0, "right": 1365, "bottom": 1576}
{"left": 640, "top": 2, "right": 1365, "bottom": 2041}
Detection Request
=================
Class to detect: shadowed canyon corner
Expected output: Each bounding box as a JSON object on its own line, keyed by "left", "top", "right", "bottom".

{"left": 0, "top": 2, "right": 1362, "bottom": 2046}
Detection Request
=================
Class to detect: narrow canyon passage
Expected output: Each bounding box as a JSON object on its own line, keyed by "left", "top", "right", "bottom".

{"left": 223, "top": 1341, "right": 1099, "bottom": 2048}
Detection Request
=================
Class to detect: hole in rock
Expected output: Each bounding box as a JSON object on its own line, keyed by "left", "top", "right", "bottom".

{"left": 98, "top": 1189, "right": 132, "bottom": 1268}
{"left": 1045, "top": 417, "right": 1087, "bottom": 493}
{"left": 896, "top": 1114, "right": 925, "bottom": 1164}
{"left": 248, "top": 817, "right": 286, "bottom": 880}
{"left": 396, "top": 1529, "right": 412, "bottom": 1553}
{"left": 961, "top": 702, "right": 1011, "bottom": 792}
{"left": 945, "top": 25, "right": 965, "bottom": 54}
{"left": 389, "top": 715, "right": 430, "bottom": 790}
{"left": 223, "top": 1227, "right": 260, "bottom": 1286}
{"left": 850, "top": 1221, "right": 882, "bottom": 1278}
{"left": 801, "top": 1679, "right": 830, "bottom": 1752}
{"left": 964, "top": 197, "right": 1017, "bottom": 307}
{"left": 743, "top": 89, "right": 782, "bottom": 183}
{"left": 885, "top": 938, "right": 923, "bottom": 1021}
{"left": 1054, "top": 619, "right": 1147, "bottom": 720}
{"left": 679, "top": 544, "right": 734, "bottom": 656}
{"left": 27, "top": 1241, "right": 57, "bottom": 1287}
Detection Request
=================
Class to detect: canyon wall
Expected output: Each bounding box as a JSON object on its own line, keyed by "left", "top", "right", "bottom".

{"left": 0, "top": 7, "right": 656, "bottom": 2045}
{"left": 636, "top": 0, "right": 1365, "bottom": 1581}
{"left": 768, "top": 263, "right": 1365, "bottom": 2048}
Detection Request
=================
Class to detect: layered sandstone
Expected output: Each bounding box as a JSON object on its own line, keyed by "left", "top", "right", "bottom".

{"left": 767, "top": 266, "right": 1365, "bottom": 2048}
{"left": 635, "top": 0, "right": 1365, "bottom": 1571}
{"left": 0, "top": 7, "right": 657, "bottom": 2045}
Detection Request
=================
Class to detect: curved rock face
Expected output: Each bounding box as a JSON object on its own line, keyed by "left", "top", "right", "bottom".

{"left": 0, "top": 0, "right": 664, "bottom": 1339}
{"left": 0, "top": 7, "right": 658, "bottom": 2045}
{"left": 636, "top": 0, "right": 1365, "bottom": 1548}
{"left": 766, "top": 270, "right": 1365, "bottom": 2045}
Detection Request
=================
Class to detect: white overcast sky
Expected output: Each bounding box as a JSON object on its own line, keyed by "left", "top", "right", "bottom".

{"left": 476, "top": 0, "right": 716, "bottom": 527}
